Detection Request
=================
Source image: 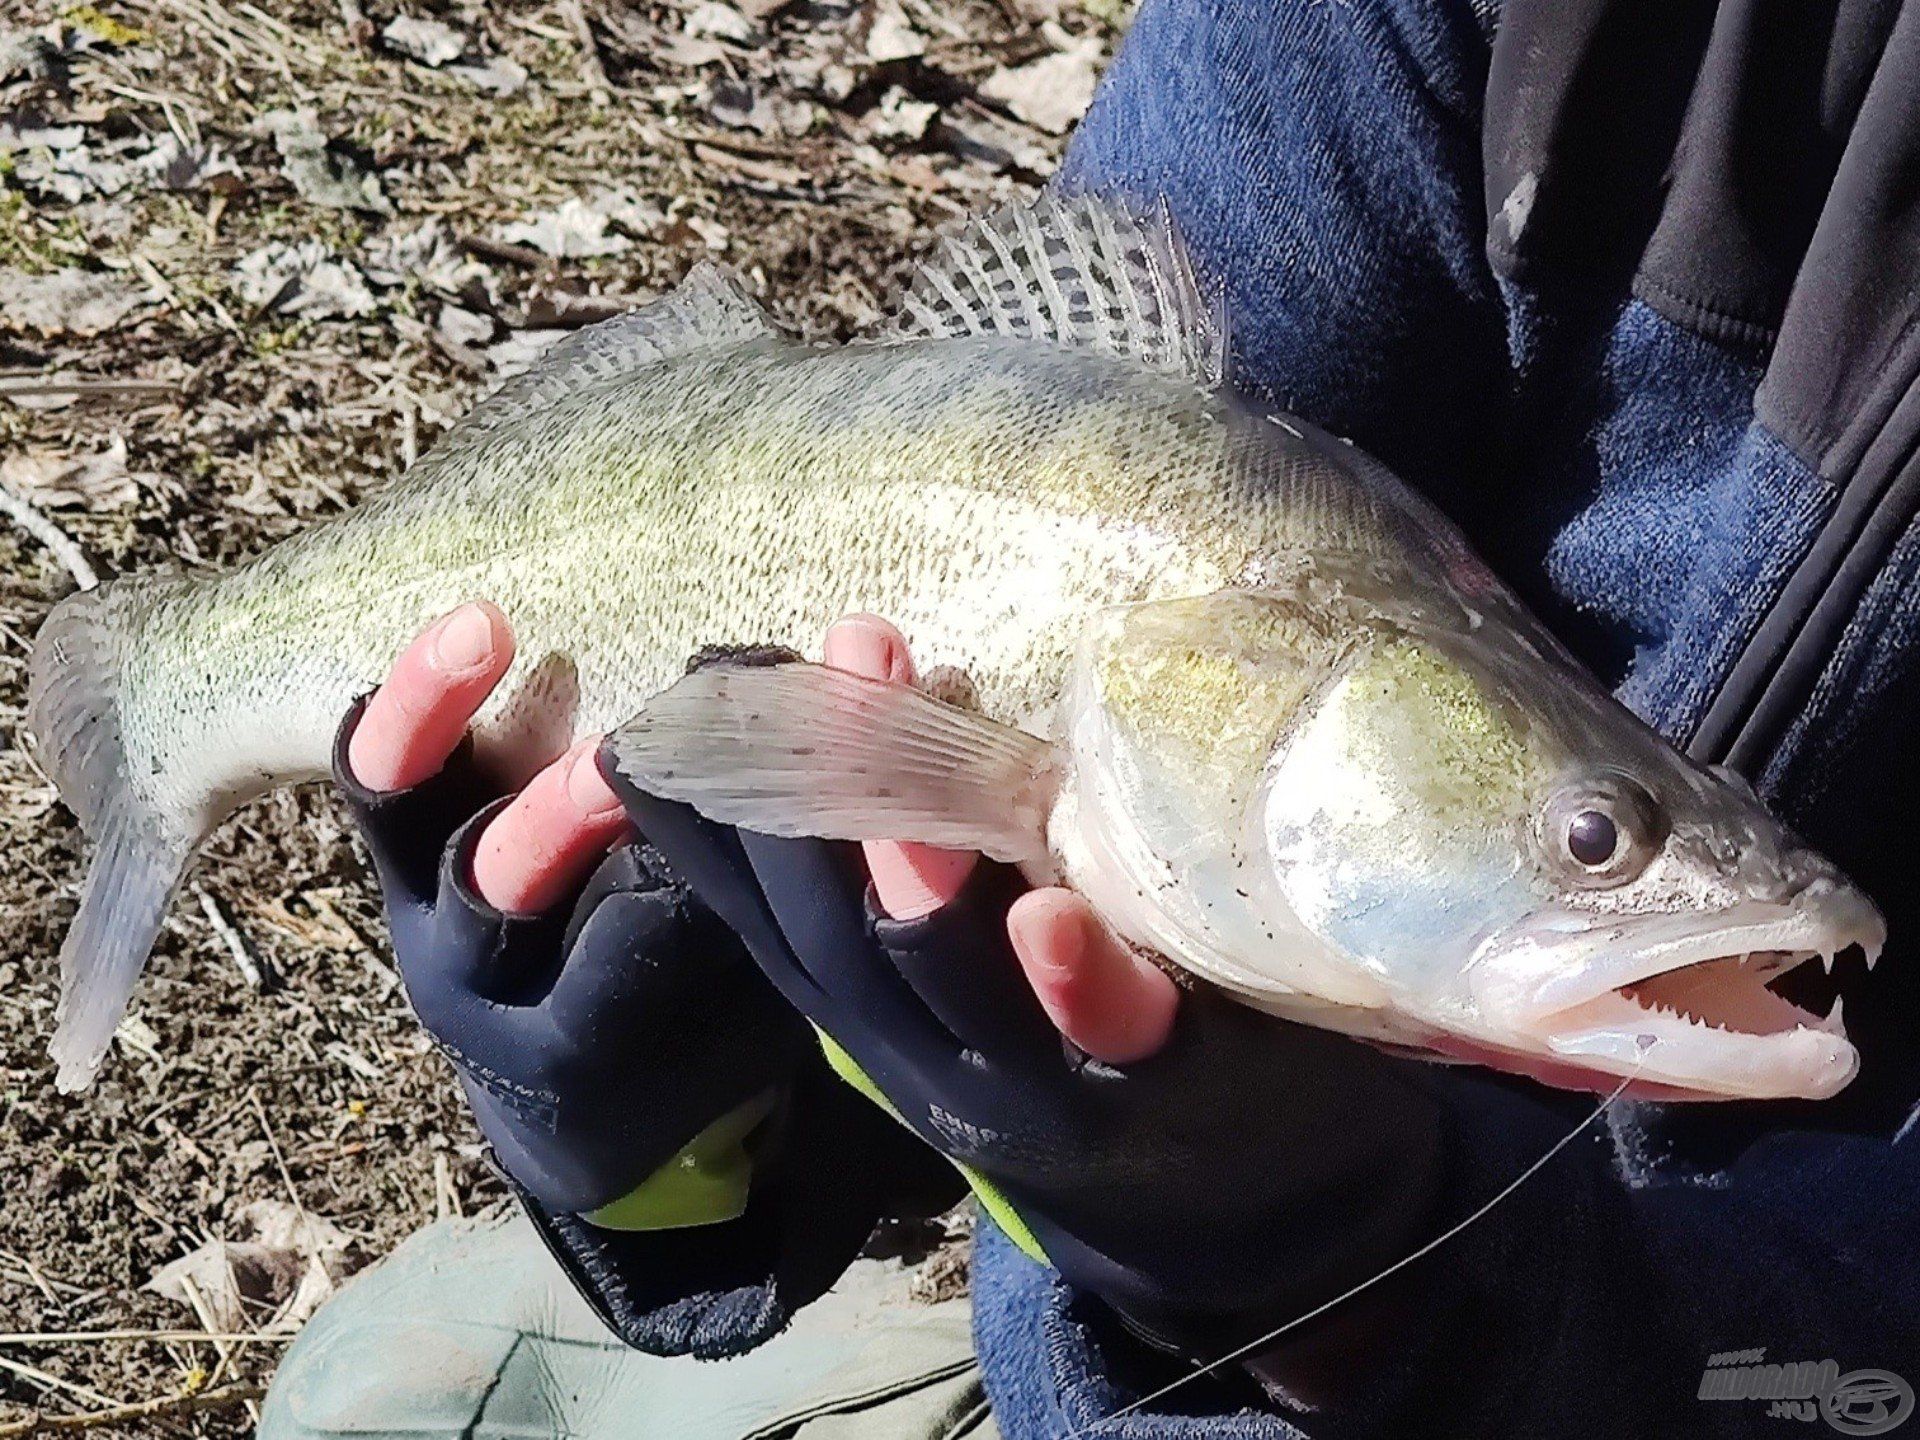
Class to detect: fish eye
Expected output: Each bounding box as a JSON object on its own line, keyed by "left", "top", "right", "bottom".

{"left": 1566, "top": 809, "right": 1619, "bottom": 867}
{"left": 1542, "top": 775, "right": 1666, "bottom": 887}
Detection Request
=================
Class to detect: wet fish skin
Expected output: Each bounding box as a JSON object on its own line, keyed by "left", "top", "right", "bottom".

{"left": 30, "top": 194, "right": 1885, "bottom": 1104}
{"left": 30, "top": 302, "right": 1453, "bottom": 1091}
{"left": 124, "top": 338, "right": 1433, "bottom": 828}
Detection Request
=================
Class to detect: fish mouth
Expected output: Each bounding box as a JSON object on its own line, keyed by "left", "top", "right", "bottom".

{"left": 1468, "top": 883, "right": 1886, "bottom": 1100}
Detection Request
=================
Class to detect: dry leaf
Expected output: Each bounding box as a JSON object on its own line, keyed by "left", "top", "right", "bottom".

{"left": 0, "top": 435, "right": 143, "bottom": 510}
{"left": 382, "top": 13, "right": 467, "bottom": 66}
{"left": 0, "top": 266, "right": 150, "bottom": 336}
{"left": 361, "top": 219, "right": 497, "bottom": 314}
{"left": 449, "top": 54, "right": 527, "bottom": 95}
{"left": 234, "top": 241, "right": 379, "bottom": 319}
{"left": 259, "top": 107, "right": 392, "bottom": 216}
{"left": 0, "top": 122, "right": 141, "bottom": 202}
{"left": 485, "top": 328, "right": 568, "bottom": 378}
{"left": 497, "top": 198, "right": 632, "bottom": 258}
{"left": 146, "top": 1200, "right": 356, "bottom": 1331}
{"left": 978, "top": 26, "right": 1102, "bottom": 134}
{"left": 145, "top": 133, "right": 242, "bottom": 192}
{"left": 437, "top": 303, "right": 495, "bottom": 349}
{"left": 710, "top": 77, "right": 811, "bottom": 135}
{"left": 685, "top": 2, "right": 756, "bottom": 44}
{"left": 867, "top": 84, "right": 938, "bottom": 142}
{"left": 866, "top": 2, "right": 925, "bottom": 62}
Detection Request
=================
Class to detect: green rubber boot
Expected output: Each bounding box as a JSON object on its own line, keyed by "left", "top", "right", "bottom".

{"left": 257, "top": 1210, "right": 991, "bottom": 1440}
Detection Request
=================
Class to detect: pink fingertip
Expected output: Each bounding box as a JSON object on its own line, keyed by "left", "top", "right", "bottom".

{"left": 824, "top": 614, "right": 916, "bottom": 685}
{"left": 431, "top": 602, "right": 500, "bottom": 673}
{"left": 825, "top": 613, "right": 977, "bottom": 919}
{"left": 870, "top": 845, "right": 982, "bottom": 922}
{"left": 470, "top": 736, "right": 629, "bottom": 913}
{"left": 348, "top": 602, "right": 514, "bottom": 793}
{"left": 1008, "top": 889, "right": 1179, "bottom": 1063}
{"left": 565, "top": 734, "right": 623, "bottom": 816}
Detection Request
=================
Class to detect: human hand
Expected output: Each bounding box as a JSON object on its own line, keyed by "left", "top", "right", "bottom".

{"left": 335, "top": 600, "right": 807, "bottom": 1219}
{"left": 338, "top": 603, "right": 968, "bottom": 1357}
{"left": 604, "top": 615, "right": 1451, "bottom": 1374}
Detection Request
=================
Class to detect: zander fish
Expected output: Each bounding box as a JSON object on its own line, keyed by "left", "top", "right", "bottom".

{"left": 30, "top": 195, "right": 1884, "bottom": 1099}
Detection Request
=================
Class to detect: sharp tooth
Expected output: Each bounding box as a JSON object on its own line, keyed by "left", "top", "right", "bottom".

{"left": 1866, "top": 945, "right": 1881, "bottom": 972}
{"left": 1820, "top": 995, "right": 1846, "bottom": 1037}
{"left": 1822, "top": 952, "right": 1835, "bottom": 975}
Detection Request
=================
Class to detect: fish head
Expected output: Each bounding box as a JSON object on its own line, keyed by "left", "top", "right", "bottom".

{"left": 1055, "top": 591, "right": 1885, "bottom": 1101}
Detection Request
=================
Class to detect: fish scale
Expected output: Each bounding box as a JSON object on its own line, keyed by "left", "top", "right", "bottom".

{"left": 125, "top": 336, "right": 1430, "bottom": 821}
{"left": 29, "top": 194, "right": 1883, "bottom": 1102}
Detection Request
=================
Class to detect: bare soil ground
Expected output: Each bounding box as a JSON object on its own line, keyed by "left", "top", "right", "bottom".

{"left": 0, "top": 1, "right": 1120, "bottom": 1429}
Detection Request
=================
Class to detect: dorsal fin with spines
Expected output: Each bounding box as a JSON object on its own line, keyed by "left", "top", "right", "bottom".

{"left": 869, "top": 193, "right": 1228, "bottom": 391}
{"left": 452, "top": 262, "right": 782, "bottom": 440}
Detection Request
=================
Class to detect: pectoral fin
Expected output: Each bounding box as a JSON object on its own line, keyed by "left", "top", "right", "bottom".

{"left": 605, "top": 660, "right": 1057, "bottom": 866}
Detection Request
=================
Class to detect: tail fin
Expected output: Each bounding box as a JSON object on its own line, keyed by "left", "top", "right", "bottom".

{"left": 28, "top": 579, "right": 196, "bottom": 1092}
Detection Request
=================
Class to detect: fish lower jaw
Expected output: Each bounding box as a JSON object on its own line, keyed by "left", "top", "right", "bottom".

{"left": 1464, "top": 892, "right": 1883, "bottom": 1098}
{"left": 1522, "top": 954, "right": 1858, "bottom": 1101}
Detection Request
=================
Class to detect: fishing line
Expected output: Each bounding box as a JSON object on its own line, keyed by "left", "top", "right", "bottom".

{"left": 1065, "top": 1052, "right": 1651, "bottom": 1437}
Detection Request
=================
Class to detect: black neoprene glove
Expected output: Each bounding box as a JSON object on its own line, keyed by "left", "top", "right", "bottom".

{"left": 605, "top": 748, "right": 1453, "bottom": 1370}
{"left": 332, "top": 698, "right": 959, "bottom": 1355}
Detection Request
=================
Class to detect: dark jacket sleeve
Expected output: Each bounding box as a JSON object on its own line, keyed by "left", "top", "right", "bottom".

{"left": 1001, "top": 0, "right": 1920, "bottom": 1433}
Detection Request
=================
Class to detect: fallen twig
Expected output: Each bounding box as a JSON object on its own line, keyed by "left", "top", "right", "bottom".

{"left": 175, "top": 1273, "right": 237, "bottom": 1393}
{"left": 0, "top": 1330, "right": 294, "bottom": 1345}
{"left": 0, "top": 1382, "right": 267, "bottom": 1436}
{"left": 0, "top": 1356, "right": 117, "bottom": 1411}
{"left": 0, "top": 1252, "right": 73, "bottom": 1304}
{"left": 0, "top": 375, "right": 177, "bottom": 401}
{"left": 248, "top": 1087, "right": 308, "bottom": 1225}
{"left": 691, "top": 142, "right": 812, "bottom": 191}
{"left": 196, "top": 886, "right": 269, "bottom": 990}
{"left": 0, "top": 484, "right": 99, "bottom": 592}
{"left": 456, "top": 233, "right": 551, "bottom": 270}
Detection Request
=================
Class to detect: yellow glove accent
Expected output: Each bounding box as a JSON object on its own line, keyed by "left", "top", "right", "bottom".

{"left": 813, "top": 1029, "right": 1050, "bottom": 1266}
{"left": 585, "top": 1090, "right": 777, "bottom": 1231}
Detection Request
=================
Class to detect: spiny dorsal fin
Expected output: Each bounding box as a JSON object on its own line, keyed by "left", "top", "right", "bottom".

{"left": 455, "top": 262, "right": 782, "bottom": 438}
{"left": 870, "top": 193, "right": 1228, "bottom": 390}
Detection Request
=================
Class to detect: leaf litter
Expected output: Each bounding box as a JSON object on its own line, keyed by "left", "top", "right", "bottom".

{"left": 0, "top": 0, "right": 1130, "bottom": 1429}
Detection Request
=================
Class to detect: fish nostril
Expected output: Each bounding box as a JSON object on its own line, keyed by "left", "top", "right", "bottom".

{"left": 1767, "top": 852, "right": 1848, "bottom": 907}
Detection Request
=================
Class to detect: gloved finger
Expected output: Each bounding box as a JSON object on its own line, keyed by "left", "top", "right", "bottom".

{"left": 470, "top": 734, "right": 631, "bottom": 913}
{"left": 602, "top": 741, "right": 955, "bottom": 1065}
{"left": 544, "top": 847, "right": 766, "bottom": 1040}
{"left": 418, "top": 800, "right": 570, "bottom": 1008}
{"left": 346, "top": 601, "right": 514, "bottom": 791}
{"left": 736, "top": 826, "right": 957, "bottom": 1062}
{"left": 870, "top": 859, "right": 1058, "bottom": 1060}
{"left": 1006, "top": 888, "right": 1179, "bottom": 1064}
{"left": 599, "top": 755, "right": 831, "bottom": 1010}
{"left": 558, "top": 842, "right": 674, "bottom": 955}
{"left": 333, "top": 696, "right": 492, "bottom": 915}
{"left": 822, "top": 615, "right": 978, "bottom": 920}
